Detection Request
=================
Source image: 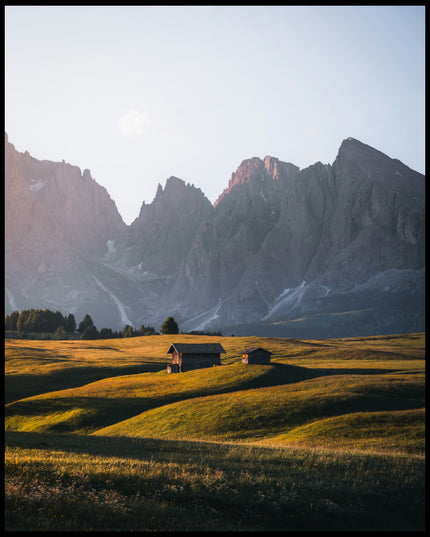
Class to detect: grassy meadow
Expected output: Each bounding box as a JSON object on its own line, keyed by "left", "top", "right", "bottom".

{"left": 5, "top": 332, "right": 425, "bottom": 531}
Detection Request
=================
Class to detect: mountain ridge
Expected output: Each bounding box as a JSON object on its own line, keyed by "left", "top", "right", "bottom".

{"left": 5, "top": 133, "right": 425, "bottom": 337}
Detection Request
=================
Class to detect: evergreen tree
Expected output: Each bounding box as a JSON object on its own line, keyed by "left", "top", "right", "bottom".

{"left": 80, "top": 325, "right": 99, "bottom": 340}
{"left": 54, "top": 310, "right": 65, "bottom": 331}
{"left": 78, "top": 314, "right": 95, "bottom": 334}
{"left": 46, "top": 310, "right": 57, "bottom": 332}
{"left": 100, "top": 327, "right": 114, "bottom": 339}
{"left": 55, "top": 325, "right": 68, "bottom": 339}
{"left": 26, "top": 310, "right": 37, "bottom": 332}
{"left": 65, "top": 313, "right": 76, "bottom": 333}
{"left": 6, "top": 308, "right": 82, "bottom": 335}
{"left": 5, "top": 311, "right": 19, "bottom": 331}
{"left": 36, "top": 310, "right": 44, "bottom": 332}
{"left": 161, "top": 316, "right": 179, "bottom": 335}
{"left": 32, "top": 310, "right": 43, "bottom": 332}
{"left": 122, "top": 325, "right": 134, "bottom": 338}
{"left": 16, "top": 310, "right": 30, "bottom": 332}
{"left": 139, "top": 324, "right": 157, "bottom": 336}
{"left": 40, "top": 309, "right": 53, "bottom": 332}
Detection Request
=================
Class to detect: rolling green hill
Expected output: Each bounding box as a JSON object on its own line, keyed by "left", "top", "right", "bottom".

{"left": 93, "top": 371, "right": 424, "bottom": 452}
{"left": 5, "top": 333, "right": 425, "bottom": 454}
{"left": 5, "top": 333, "right": 425, "bottom": 531}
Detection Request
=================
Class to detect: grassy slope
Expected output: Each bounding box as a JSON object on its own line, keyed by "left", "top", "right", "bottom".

{"left": 94, "top": 372, "right": 424, "bottom": 453}
{"left": 4, "top": 337, "right": 170, "bottom": 403}
{"left": 5, "top": 361, "right": 326, "bottom": 433}
{"left": 5, "top": 431, "right": 425, "bottom": 531}
{"left": 265, "top": 408, "right": 425, "bottom": 453}
{"left": 6, "top": 333, "right": 423, "bottom": 400}
{"left": 5, "top": 333, "right": 425, "bottom": 454}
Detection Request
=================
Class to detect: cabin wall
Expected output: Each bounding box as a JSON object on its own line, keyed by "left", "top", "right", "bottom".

{"left": 172, "top": 351, "right": 181, "bottom": 365}
{"left": 181, "top": 352, "right": 221, "bottom": 371}
{"left": 242, "top": 351, "right": 271, "bottom": 364}
{"left": 170, "top": 351, "right": 221, "bottom": 372}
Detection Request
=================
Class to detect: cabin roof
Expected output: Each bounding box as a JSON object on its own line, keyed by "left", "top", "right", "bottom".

{"left": 243, "top": 347, "right": 272, "bottom": 354}
{"left": 167, "top": 343, "right": 226, "bottom": 354}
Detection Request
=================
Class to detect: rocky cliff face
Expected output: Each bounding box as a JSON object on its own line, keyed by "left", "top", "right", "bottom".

{"left": 5, "top": 133, "right": 425, "bottom": 337}
{"left": 5, "top": 133, "right": 133, "bottom": 328}
{"left": 127, "top": 176, "right": 214, "bottom": 276}
{"left": 172, "top": 139, "right": 424, "bottom": 335}
{"left": 5, "top": 133, "right": 126, "bottom": 255}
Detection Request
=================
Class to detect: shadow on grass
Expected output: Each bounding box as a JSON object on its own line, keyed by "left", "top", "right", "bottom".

{"left": 5, "top": 365, "right": 319, "bottom": 434}
{"left": 5, "top": 395, "right": 164, "bottom": 433}
{"left": 6, "top": 363, "right": 405, "bottom": 433}
{"left": 4, "top": 430, "right": 251, "bottom": 465}
{"left": 250, "top": 362, "right": 402, "bottom": 386}
{"left": 5, "top": 363, "right": 166, "bottom": 404}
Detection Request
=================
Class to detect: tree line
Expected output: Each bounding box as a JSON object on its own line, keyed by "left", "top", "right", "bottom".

{"left": 5, "top": 309, "right": 76, "bottom": 334}
{"left": 4, "top": 309, "right": 159, "bottom": 340}
{"left": 5, "top": 310, "right": 221, "bottom": 339}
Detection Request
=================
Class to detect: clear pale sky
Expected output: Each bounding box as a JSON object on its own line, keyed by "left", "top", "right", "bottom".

{"left": 5, "top": 5, "right": 425, "bottom": 224}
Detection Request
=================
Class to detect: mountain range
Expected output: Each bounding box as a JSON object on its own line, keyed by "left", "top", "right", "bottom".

{"left": 5, "top": 133, "right": 425, "bottom": 338}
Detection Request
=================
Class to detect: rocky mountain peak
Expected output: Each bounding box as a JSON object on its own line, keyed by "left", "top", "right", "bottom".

{"left": 5, "top": 136, "right": 125, "bottom": 256}
{"left": 334, "top": 136, "right": 414, "bottom": 176}
{"left": 5, "top": 132, "right": 18, "bottom": 155}
{"left": 153, "top": 176, "right": 203, "bottom": 201}
{"left": 155, "top": 176, "right": 207, "bottom": 206}
{"left": 334, "top": 136, "right": 424, "bottom": 195}
{"left": 132, "top": 175, "right": 212, "bottom": 232}
{"left": 165, "top": 175, "right": 186, "bottom": 189}
{"left": 264, "top": 155, "right": 300, "bottom": 182}
{"left": 214, "top": 156, "right": 299, "bottom": 207}
{"left": 82, "top": 168, "right": 92, "bottom": 181}
{"left": 337, "top": 137, "right": 391, "bottom": 162}
{"left": 263, "top": 155, "right": 279, "bottom": 177}
{"left": 229, "top": 157, "right": 265, "bottom": 186}
{"left": 214, "top": 157, "right": 263, "bottom": 206}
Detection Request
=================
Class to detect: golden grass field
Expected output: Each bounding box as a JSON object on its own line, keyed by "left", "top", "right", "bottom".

{"left": 5, "top": 332, "right": 425, "bottom": 531}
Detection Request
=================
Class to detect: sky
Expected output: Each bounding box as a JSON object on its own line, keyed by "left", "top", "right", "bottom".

{"left": 5, "top": 5, "right": 425, "bottom": 225}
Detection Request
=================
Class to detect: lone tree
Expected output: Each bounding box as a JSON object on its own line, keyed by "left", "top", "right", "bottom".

{"left": 78, "top": 314, "right": 95, "bottom": 334}
{"left": 161, "top": 316, "right": 179, "bottom": 335}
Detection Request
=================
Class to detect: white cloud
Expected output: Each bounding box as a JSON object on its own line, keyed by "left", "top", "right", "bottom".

{"left": 119, "top": 109, "right": 153, "bottom": 137}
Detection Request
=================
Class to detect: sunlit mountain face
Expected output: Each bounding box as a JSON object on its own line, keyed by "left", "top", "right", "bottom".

{"left": 5, "top": 133, "right": 425, "bottom": 337}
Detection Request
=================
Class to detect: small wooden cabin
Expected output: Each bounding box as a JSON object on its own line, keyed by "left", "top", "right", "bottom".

{"left": 242, "top": 347, "right": 272, "bottom": 364}
{"left": 167, "top": 343, "right": 226, "bottom": 373}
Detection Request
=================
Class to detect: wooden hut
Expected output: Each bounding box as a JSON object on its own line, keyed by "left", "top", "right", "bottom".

{"left": 167, "top": 343, "right": 226, "bottom": 373}
{"left": 242, "top": 347, "right": 272, "bottom": 364}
